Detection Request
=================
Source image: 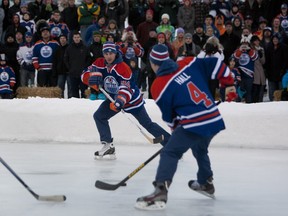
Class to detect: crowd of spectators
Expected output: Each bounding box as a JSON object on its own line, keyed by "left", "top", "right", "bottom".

{"left": 0, "top": 0, "right": 288, "bottom": 102}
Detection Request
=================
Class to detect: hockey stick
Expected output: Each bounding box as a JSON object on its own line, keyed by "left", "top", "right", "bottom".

{"left": 99, "top": 87, "right": 164, "bottom": 144}
{"left": 95, "top": 148, "right": 162, "bottom": 190}
{"left": 0, "top": 157, "right": 66, "bottom": 202}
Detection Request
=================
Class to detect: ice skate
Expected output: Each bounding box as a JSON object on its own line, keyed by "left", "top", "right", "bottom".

{"left": 135, "top": 181, "right": 170, "bottom": 210}
{"left": 94, "top": 141, "right": 116, "bottom": 160}
{"left": 188, "top": 176, "right": 215, "bottom": 199}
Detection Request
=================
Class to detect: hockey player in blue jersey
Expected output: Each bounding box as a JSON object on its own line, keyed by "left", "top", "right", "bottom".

{"left": 81, "top": 42, "right": 170, "bottom": 159}
{"left": 135, "top": 44, "right": 237, "bottom": 210}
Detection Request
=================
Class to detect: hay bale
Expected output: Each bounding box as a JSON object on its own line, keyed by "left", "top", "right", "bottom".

{"left": 85, "top": 88, "right": 91, "bottom": 99}
{"left": 273, "top": 90, "right": 282, "bottom": 101}
{"left": 16, "top": 87, "right": 62, "bottom": 99}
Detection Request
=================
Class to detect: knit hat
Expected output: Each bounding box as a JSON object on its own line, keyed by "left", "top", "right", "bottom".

{"left": 177, "top": 27, "right": 185, "bottom": 34}
{"left": 25, "top": 31, "right": 33, "bottom": 37}
{"left": 161, "top": 13, "right": 170, "bottom": 20}
{"left": 149, "top": 44, "right": 170, "bottom": 66}
{"left": 93, "top": 31, "right": 101, "bottom": 36}
{"left": 102, "top": 42, "right": 117, "bottom": 54}
{"left": 184, "top": 33, "right": 192, "bottom": 39}
{"left": 250, "top": 35, "right": 260, "bottom": 43}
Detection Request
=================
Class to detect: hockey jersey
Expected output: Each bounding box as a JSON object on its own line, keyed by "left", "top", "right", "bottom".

{"left": 32, "top": 40, "right": 59, "bottom": 70}
{"left": 81, "top": 54, "right": 144, "bottom": 111}
{"left": 0, "top": 66, "right": 16, "bottom": 94}
{"left": 151, "top": 56, "right": 234, "bottom": 137}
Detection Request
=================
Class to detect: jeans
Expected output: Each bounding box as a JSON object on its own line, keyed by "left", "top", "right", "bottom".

{"left": 268, "top": 80, "right": 282, "bottom": 101}
{"left": 240, "top": 76, "right": 253, "bottom": 103}
{"left": 69, "top": 76, "right": 87, "bottom": 98}
{"left": 156, "top": 126, "right": 214, "bottom": 184}
{"left": 57, "top": 74, "right": 71, "bottom": 98}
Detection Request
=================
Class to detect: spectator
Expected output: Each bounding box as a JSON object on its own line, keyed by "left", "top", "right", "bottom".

{"left": 129, "top": 56, "right": 140, "bottom": 86}
{"left": 104, "top": 0, "right": 123, "bottom": 27}
{"left": 85, "top": 15, "right": 106, "bottom": 46}
{"left": 15, "top": 31, "right": 24, "bottom": 44}
{"left": 105, "top": 19, "right": 121, "bottom": 42}
{"left": 233, "top": 35, "right": 258, "bottom": 103}
{"left": 32, "top": 26, "right": 59, "bottom": 87}
{"left": 203, "top": 14, "right": 219, "bottom": 38}
{"left": 77, "top": 0, "right": 101, "bottom": 45}
{"left": 177, "top": 33, "right": 201, "bottom": 59}
{"left": 16, "top": 31, "right": 35, "bottom": 87}
{"left": 136, "top": 9, "right": 158, "bottom": 47}
{"left": 219, "top": 20, "right": 241, "bottom": 65}
{"left": 1, "top": 0, "right": 10, "bottom": 41}
{"left": 232, "top": 16, "right": 243, "bottom": 39}
{"left": 271, "top": 17, "right": 287, "bottom": 44}
{"left": 61, "top": 0, "right": 79, "bottom": 43}
{"left": 243, "top": 14, "right": 256, "bottom": 32}
{"left": 242, "top": 0, "right": 261, "bottom": 27}
{"left": 20, "top": 12, "right": 36, "bottom": 35}
{"left": 41, "top": 0, "right": 58, "bottom": 20}
{"left": 261, "top": 26, "right": 272, "bottom": 51}
{"left": 253, "top": 16, "right": 268, "bottom": 41}
{"left": 276, "top": 3, "right": 288, "bottom": 38}
{"left": 0, "top": 54, "right": 15, "bottom": 99}
{"left": 230, "top": 3, "right": 244, "bottom": 23}
{"left": 147, "top": 0, "right": 159, "bottom": 23}
{"left": 64, "top": 31, "right": 90, "bottom": 98}
{"left": 250, "top": 35, "right": 266, "bottom": 103}
{"left": 209, "top": 0, "right": 231, "bottom": 21}
{"left": 177, "top": 0, "right": 195, "bottom": 35}
{"left": 8, "top": 0, "right": 21, "bottom": 25}
{"left": 156, "top": 13, "right": 175, "bottom": 42}
{"left": 0, "top": 32, "right": 20, "bottom": 93}
{"left": 117, "top": 0, "right": 129, "bottom": 31}
{"left": 48, "top": 10, "right": 70, "bottom": 41}
{"left": 6, "top": 14, "right": 27, "bottom": 37}
{"left": 128, "top": 0, "right": 148, "bottom": 33}
{"left": 0, "top": 6, "right": 4, "bottom": 42}
{"left": 17, "top": 2, "right": 29, "bottom": 22}
{"left": 117, "top": 27, "right": 144, "bottom": 65}
{"left": 28, "top": 0, "right": 47, "bottom": 23}
{"left": 155, "top": 0, "right": 179, "bottom": 27}
{"left": 193, "top": 23, "right": 208, "bottom": 49}
{"left": 171, "top": 27, "right": 185, "bottom": 57}
{"left": 198, "top": 36, "right": 225, "bottom": 100}
{"left": 194, "top": 0, "right": 210, "bottom": 26}
{"left": 214, "top": 14, "right": 226, "bottom": 36}
{"left": 52, "top": 34, "right": 70, "bottom": 98}
{"left": 265, "top": 33, "right": 288, "bottom": 101}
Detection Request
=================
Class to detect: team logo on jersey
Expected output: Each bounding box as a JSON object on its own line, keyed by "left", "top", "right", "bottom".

{"left": 104, "top": 76, "right": 119, "bottom": 94}
{"left": 51, "top": 27, "right": 61, "bottom": 37}
{"left": 25, "top": 50, "right": 33, "bottom": 61}
{"left": 0, "top": 71, "right": 9, "bottom": 82}
{"left": 239, "top": 53, "right": 250, "bottom": 66}
{"left": 125, "top": 47, "right": 136, "bottom": 59}
{"left": 281, "top": 19, "right": 288, "bottom": 29}
{"left": 40, "top": 46, "right": 53, "bottom": 58}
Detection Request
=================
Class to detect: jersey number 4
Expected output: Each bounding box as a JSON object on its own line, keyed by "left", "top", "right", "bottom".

{"left": 187, "top": 81, "right": 213, "bottom": 108}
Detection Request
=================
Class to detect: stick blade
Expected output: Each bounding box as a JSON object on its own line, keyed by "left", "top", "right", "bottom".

{"left": 37, "top": 195, "right": 66, "bottom": 202}
{"left": 95, "top": 180, "right": 126, "bottom": 191}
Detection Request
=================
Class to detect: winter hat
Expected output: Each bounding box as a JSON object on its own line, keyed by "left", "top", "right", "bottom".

{"left": 149, "top": 44, "right": 170, "bottom": 66}
{"left": 263, "top": 27, "right": 272, "bottom": 33}
{"left": 250, "top": 35, "right": 260, "bottom": 43}
{"left": 225, "top": 20, "right": 233, "bottom": 26}
{"left": 25, "top": 31, "right": 33, "bottom": 37}
{"left": 184, "top": 33, "right": 192, "bottom": 39}
{"left": 40, "top": 26, "right": 50, "bottom": 32}
{"left": 161, "top": 13, "right": 170, "bottom": 20}
{"left": 93, "top": 31, "right": 101, "bottom": 37}
{"left": 281, "top": 3, "right": 287, "bottom": 9}
{"left": 177, "top": 27, "right": 185, "bottom": 34}
{"left": 102, "top": 42, "right": 117, "bottom": 54}
{"left": 272, "top": 32, "right": 280, "bottom": 40}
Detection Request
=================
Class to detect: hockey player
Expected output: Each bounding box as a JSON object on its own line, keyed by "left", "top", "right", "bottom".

{"left": 81, "top": 42, "right": 170, "bottom": 159}
{"left": 135, "top": 44, "right": 237, "bottom": 210}
{"left": 0, "top": 54, "right": 16, "bottom": 99}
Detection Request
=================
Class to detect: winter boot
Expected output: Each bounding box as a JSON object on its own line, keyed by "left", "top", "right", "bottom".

{"left": 188, "top": 176, "right": 215, "bottom": 198}
{"left": 94, "top": 141, "right": 116, "bottom": 160}
{"left": 135, "top": 181, "right": 170, "bottom": 210}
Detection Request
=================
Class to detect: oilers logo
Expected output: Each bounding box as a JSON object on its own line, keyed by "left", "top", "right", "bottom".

{"left": 40, "top": 46, "right": 53, "bottom": 58}
{"left": 51, "top": 26, "right": 62, "bottom": 38}
{"left": 104, "top": 76, "right": 119, "bottom": 94}
{"left": 0, "top": 71, "right": 9, "bottom": 82}
{"left": 25, "top": 50, "right": 33, "bottom": 61}
{"left": 125, "top": 47, "right": 135, "bottom": 59}
{"left": 239, "top": 53, "right": 250, "bottom": 66}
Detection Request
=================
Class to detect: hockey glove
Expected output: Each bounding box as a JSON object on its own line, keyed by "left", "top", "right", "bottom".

{"left": 110, "top": 94, "right": 126, "bottom": 112}
{"left": 225, "top": 86, "right": 237, "bottom": 102}
{"left": 88, "top": 72, "right": 103, "bottom": 91}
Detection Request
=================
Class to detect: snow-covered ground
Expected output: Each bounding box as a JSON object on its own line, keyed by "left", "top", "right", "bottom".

{"left": 0, "top": 98, "right": 288, "bottom": 216}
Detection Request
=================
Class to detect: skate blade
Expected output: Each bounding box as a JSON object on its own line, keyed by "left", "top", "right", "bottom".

{"left": 192, "top": 189, "right": 215, "bottom": 199}
{"left": 94, "top": 154, "right": 116, "bottom": 160}
{"left": 134, "top": 201, "right": 166, "bottom": 210}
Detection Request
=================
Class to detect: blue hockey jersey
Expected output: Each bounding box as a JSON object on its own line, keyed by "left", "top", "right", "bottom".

{"left": 82, "top": 54, "right": 144, "bottom": 111}
{"left": 0, "top": 66, "right": 16, "bottom": 94}
{"left": 151, "top": 56, "right": 234, "bottom": 137}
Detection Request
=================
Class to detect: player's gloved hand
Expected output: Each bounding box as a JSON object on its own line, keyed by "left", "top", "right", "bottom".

{"left": 225, "top": 86, "right": 237, "bottom": 102}
{"left": 110, "top": 94, "right": 126, "bottom": 112}
{"left": 88, "top": 72, "right": 103, "bottom": 91}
